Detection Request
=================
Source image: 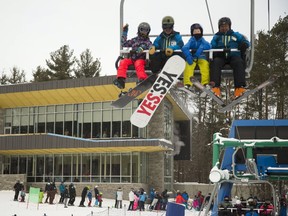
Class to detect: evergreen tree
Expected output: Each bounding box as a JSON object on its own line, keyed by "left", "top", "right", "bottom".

{"left": 0, "top": 71, "right": 9, "bottom": 85}
{"left": 8, "top": 67, "right": 26, "bottom": 84}
{"left": 75, "top": 49, "right": 101, "bottom": 78}
{"left": 32, "top": 66, "right": 53, "bottom": 82}
{"left": 46, "top": 45, "right": 75, "bottom": 80}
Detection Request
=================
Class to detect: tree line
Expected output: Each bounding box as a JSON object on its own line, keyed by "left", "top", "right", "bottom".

{"left": 0, "top": 45, "right": 101, "bottom": 84}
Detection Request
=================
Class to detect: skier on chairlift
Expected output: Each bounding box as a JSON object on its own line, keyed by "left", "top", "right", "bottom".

{"left": 113, "top": 22, "right": 152, "bottom": 89}
{"left": 210, "top": 17, "right": 250, "bottom": 98}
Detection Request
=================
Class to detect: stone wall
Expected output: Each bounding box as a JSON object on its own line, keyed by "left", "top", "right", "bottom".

{"left": 0, "top": 174, "right": 26, "bottom": 190}
{"left": 147, "top": 152, "right": 164, "bottom": 192}
{"left": 0, "top": 108, "right": 4, "bottom": 134}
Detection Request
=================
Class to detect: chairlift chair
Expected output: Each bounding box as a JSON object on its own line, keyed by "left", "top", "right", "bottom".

{"left": 117, "top": 0, "right": 255, "bottom": 80}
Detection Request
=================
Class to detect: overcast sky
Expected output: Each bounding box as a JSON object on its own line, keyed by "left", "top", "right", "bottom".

{"left": 0, "top": 0, "right": 287, "bottom": 81}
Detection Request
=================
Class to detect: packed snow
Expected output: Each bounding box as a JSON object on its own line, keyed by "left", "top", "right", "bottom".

{"left": 2, "top": 190, "right": 206, "bottom": 216}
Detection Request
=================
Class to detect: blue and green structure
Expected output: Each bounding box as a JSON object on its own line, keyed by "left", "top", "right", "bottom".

{"left": 207, "top": 120, "right": 288, "bottom": 216}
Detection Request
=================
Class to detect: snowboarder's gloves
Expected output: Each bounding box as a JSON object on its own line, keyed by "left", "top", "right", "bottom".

{"left": 194, "top": 47, "right": 203, "bottom": 58}
{"left": 238, "top": 42, "right": 248, "bottom": 53}
{"left": 165, "top": 48, "right": 173, "bottom": 56}
{"left": 186, "top": 56, "right": 194, "bottom": 65}
{"left": 149, "top": 46, "right": 156, "bottom": 55}
{"left": 136, "top": 47, "right": 144, "bottom": 53}
{"left": 123, "top": 24, "right": 129, "bottom": 33}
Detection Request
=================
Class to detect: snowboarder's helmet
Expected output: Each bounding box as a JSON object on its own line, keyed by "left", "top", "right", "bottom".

{"left": 162, "top": 16, "right": 174, "bottom": 29}
{"left": 218, "top": 17, "right": 231, "bottom": 29}
{"left": 190, "top": 23, "right": 203, "bottom": 36}
{"left": 138, "top": 22, "right": 150, "bottom": 35}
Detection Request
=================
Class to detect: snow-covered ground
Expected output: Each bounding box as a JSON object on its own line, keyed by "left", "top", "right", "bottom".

{"left": 2, "top": 190, "right": 205, "bottom": 216}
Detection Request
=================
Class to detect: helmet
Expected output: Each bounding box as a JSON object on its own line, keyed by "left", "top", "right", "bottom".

{"left": 218, "top": 17, "right": 231, "bottom": 29}
{"left": 138, "top": 22, "right": 150, "bottom": 35}
{"left": 190, "top": 23, "right": 203, "bottom": 36}
{"left": 162, "top": 16, "right": 174, "bottom": 29}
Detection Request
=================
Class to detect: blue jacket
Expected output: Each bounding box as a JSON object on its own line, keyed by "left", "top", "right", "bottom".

{"left": 59, "top": 183, "right": 65, "bottom": 193}
{"left": 182, "top": 36, "right": 211, "bottom": 60}
{"left": 210, "top": 29, "right": 250, "bottom": 57}
{"left": 87, "top": 191, "right": 92, "bottom": 200}
{"left": 153, "top": 31, "right": 184, "bottom": 51}
{"left": 139, "top": 193, "right": 147, "bottom": 202}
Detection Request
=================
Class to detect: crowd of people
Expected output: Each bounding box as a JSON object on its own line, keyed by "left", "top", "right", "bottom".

{"left": 13, "top": 180, "right": 287, "bottom": 215}
{"left": 114, "top": 15, "right": 250, "bottom": 99}
{"left": 219, "top": 195, "right": 278, "bottom": 216}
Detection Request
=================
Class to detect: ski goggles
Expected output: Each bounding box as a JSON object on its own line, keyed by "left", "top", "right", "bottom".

{"left": 139, "top": 27, "right": 149, "bottom": 34}
{"left": 162, "top": 24, "right": 173, "bottom": 29}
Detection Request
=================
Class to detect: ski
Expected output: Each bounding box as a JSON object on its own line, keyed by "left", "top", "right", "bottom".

{"left": 177, "top": 86, "right": 197, "bottom": 97}
{"left": 111, "top": 74, "right": 157, "bottom": 108}
{"left": 190, "top": 77, "right": 225, "bottom": 107}
{"left": 218, "top": 75, "right": 278, "bottom": 113}
{"left": 130, "top": 55, "right": 186, "bottom": 128}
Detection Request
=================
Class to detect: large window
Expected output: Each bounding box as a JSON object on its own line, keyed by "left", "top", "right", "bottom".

{"left": 4, "top": 101, "right": 147, "bottom": 139}
{"left": 4, "top": 153, "right": 146, "bottom": 183}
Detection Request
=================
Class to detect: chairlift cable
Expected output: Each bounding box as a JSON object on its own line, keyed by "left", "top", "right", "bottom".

{"left": 205, "top": 0, "right": 214, "bottom": 34}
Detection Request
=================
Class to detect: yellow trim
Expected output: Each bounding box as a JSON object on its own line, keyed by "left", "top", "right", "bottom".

{"left": 0, "top": 84, "right": 137, "bottom": 108}
{"left": 0, "top": 146, "right": 171, "bottom": 155}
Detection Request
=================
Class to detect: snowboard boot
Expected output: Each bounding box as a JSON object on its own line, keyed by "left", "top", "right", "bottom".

{"left": 211, "top": 87, "right": 221, "bottom": 97}
{"left": 184, "top": 84, "right": 191, "bottom": 90}
{"left": 234, "top": 87, "right": 246, "bottom": 98}
{"left": 113, "top": 77, "right": 125, "bottom": 89}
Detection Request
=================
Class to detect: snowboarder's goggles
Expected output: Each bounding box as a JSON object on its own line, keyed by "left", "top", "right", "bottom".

{"left": 139, "top": 27, "right": 149, "bottom": 34}
{"left": 162, "top": 24, "right": 173, "bottom": 29}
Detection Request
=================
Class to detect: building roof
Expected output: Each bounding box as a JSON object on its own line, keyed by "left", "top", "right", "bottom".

{"left": 0, "top": 75, "right": 190, "bottom": 121}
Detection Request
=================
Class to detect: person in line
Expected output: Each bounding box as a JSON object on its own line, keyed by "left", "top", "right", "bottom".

{"left": 139, "top": 191, "right": 147, "bottom": 211}
{"left": 259, "top": 199, "right": 274, "bottom": 216}
{"left": 68, "top": 182, "right": 76, "bottom": 206}
{"left": 182, "top": 23, "right": 211, "bottom": 94}
{"left": 13, "top": 180, "right": 23, "bottom": 201}
{"left": 39, "top": 188, "right": 44, "bottom": 204}
{"left": 128, "top": 188, "right": 135, "bottom": 211}
{"left": 218, "top": 195, "right": 233, "bottom": 216}
{"left": 175, "top": 190, "right": 185, "bottom": 204}
{"left": 87, "top": 188, "right": 93, "bottom": 207}
{"left": 49, "top": 182, "right": 57, "bottom": 204}
{"left": 113, "top": 22, "right": 152, "bottom": 89}
{"left": 115, "top": 187, "right": 123, "bottom": 208}
{"left": 63, "top": 185, "right": 69, "bottom": 208}
{"left": 181, "top": 191, "right": 189, "bottom": 209}
{"left": 98, "top": 192, "right": 103, "bottom": 207}
{"left": 19, "top": 187, "right": 26, "bottom": 202}
{"left": 160, "top": 189, "right": 169, "bottom": 210}
{"left": 149, "top": 16, "right": 184, "bottom": 73}
{"left": 210, "top": 17, "right": 250, "bottom": 98}
{"left": 58, "top": 181, "right": 65, "bottom": 204}
{"left": 79, "top": 186, "right": 89, "bottom": 207}
{"left": 94, "top": 185, "right": 99, "bottom": 206}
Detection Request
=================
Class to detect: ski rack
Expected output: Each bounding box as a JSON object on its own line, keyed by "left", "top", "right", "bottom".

{"left": 119, "top": 0, "right": 255, "bottom": 78}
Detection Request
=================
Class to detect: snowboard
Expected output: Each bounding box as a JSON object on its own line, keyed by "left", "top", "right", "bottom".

{"left": 130, "top": 55, "right": 186, "bottom": 128}
{"left": 218, "top": 75, "right": 277, "bottom": 113}
{"left": 190, "top": 77, "right": 225, "bottom": 107}
{"left": 111, "top": 74, "right": 157, "bottom": 108}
